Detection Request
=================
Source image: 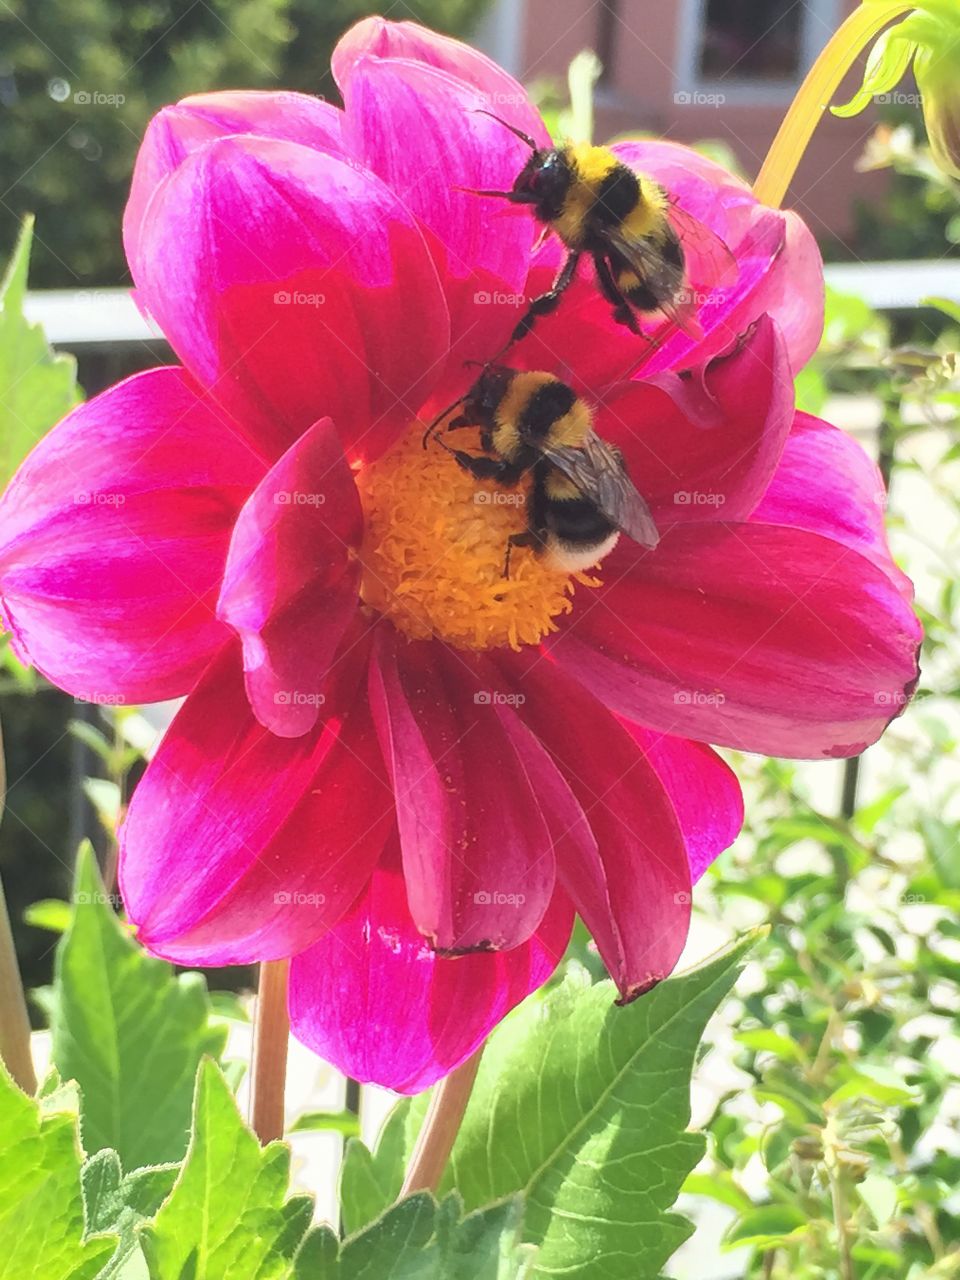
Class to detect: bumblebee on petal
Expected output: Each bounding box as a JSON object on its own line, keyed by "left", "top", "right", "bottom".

{"left": 462, "top": 113, "right": 737, "bottom": 350}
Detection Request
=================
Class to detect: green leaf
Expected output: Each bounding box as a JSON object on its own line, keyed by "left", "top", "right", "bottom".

{"left": 291, "top": 1110, "right": 361, "bottom": 1137}
{"left": 0, "top": 217, "right": 80, "bottom": 486}
{"left": 0, "top": 1060, "right": 117, "bottom": 1279}
{"left": 141, "top": 1059, "right": 312, "bottom": 1280}
{"left": 857, "top": 1172, "right": 899, "bottom": 1228}
{"left": 23, "top": 898, "right": 72, "bottom": 933}
{"left": 50, "top": 844, "right": 227, "bottom": 1169}
{"left": 827, "top": 1062, "right": 920, "bottom": 1108}
{"left": 923, "top": 296, "right": 960, "bottom": 324}
{"left": 723, "top": 1204, "right": 808, "bottom": 1250}
{"left": 682, "top": 1170, "right": 755, "bottom": 1214}
{"left": 735, "top": 1028, "right": 806, "bottom": 1063}
{"left": 435, "top": 933, "right": 753, "bottom": 1278}
{"left": 297, "top": 1193, "right": 527, "bottom": 1279}
{"left": 81, "top": 1149, "right": 178, "bottom": 1280}
{"left": 339, "top": 1100, "right": 428, "bottom": 1235}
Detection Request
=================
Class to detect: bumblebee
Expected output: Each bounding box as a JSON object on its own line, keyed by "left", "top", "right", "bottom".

{"left": 425, "top": 367, "right": 659, "bottom": 576}
{"left": 466, "top": 115, "right": 735, "bottom": 348}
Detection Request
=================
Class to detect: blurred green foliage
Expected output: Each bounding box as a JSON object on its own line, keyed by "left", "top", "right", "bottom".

{"left": 686, "top": 286, "right": 960, "bottom": 1278}
{"left": 0, "top": 0, "right": 490, "bottom": 286}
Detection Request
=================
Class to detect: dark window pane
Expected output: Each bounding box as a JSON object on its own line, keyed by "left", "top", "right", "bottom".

{"left": 699, "top": 0, "right": 803, "bottom": 80}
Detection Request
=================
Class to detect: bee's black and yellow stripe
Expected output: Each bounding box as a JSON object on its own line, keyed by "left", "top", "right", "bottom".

{"left": 546, "top": 143, "right": 682, "bottom": 309}
{"left": 490, "top": 371, "right": 592, "bottom": 461}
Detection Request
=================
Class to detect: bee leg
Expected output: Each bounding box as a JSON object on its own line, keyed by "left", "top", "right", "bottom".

{"left": 593, "top": 255, "right": 641, "bottom": 335}
{"left": 508, "top": 250, "right": 582, "bottom": 345}
{"left": 503, "top": 530, "right": 539, "bottom": 579}
{"left": 450, "top": 452, "right": 525, "bottom": 486}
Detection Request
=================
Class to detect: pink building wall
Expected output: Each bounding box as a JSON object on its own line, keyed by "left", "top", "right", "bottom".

{"left": 489, "top": 0, "right": 888, "bottom": 246}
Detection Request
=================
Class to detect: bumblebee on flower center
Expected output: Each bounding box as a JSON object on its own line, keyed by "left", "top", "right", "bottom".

{"left": 355, "top": 420, "right": 603, "bottom": 652}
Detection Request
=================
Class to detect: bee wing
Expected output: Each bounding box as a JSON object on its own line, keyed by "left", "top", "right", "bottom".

{"left": 665, "top": 199, "right": 738, "bottom": 289}
{"left": 542, "top": 434, "right": 660, "bottom": 549}
{"left": 603, "top": 226, "right": 702, "bottom": 338}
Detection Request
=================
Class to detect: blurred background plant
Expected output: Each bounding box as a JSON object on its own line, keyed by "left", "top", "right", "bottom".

{"left": 1, "top": 8, "right": 960, "bottom": 1276}
{"left": 0, "top": 0, "right": 488, "bottom": 285}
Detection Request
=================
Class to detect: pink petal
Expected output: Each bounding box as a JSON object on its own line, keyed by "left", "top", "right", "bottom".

{"left": 288, "top": 849, "right": 574, "bottom": 1093}
{"left": 496, "top": 653, "right": 692, "bottom": 1001}
{"left": 752, "top": 412, "right": 911, "bottom": 592}
{"left": 620, "top": 725, "right": 743, "bottom": 884}
{"left": 133, "top": 135, "right": 449, "bottom": 464}
{"left": 611, "top": 140, "right": 822, "bottom": 376}
{"left": 124, "top": 92, "right": 346, "bottom": 277}
{"left": 0, "top": 368, "right": 261, "bottom": 703}
{"left": 597, "top": 315, "right": 794, "bottom": 524}
{"left": 120, "top": 636, "right": 392, "bottom": 964}
{"left": 549, "top": 522, "right": 922, "bottom": 759}
{"left": 332, "top": 18, "right": 549, "bottom": 144}
{"left": 341, "top": 56, "right": 538, "bottom": 377}
{"left": 369, "top": 632, "right": 556, "bottom": 953}
{"left": 217, "top": 418, "right": 362, "bottom": 737}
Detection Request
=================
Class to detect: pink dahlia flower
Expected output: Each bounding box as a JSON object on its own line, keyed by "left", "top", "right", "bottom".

{"left": 0, "top": 19, "right": 920, "bottom": 1091}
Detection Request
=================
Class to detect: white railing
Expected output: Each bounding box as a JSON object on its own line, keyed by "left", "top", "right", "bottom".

{"left": 23, "top": 261, "right": 960, "bottom": 346}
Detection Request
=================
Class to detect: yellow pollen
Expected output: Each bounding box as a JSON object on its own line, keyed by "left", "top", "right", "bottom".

{"left": 355, "top": 424, "right": 601, "bottom": 651}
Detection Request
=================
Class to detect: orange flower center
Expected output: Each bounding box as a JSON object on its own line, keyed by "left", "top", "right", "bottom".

{"left": 355, "top": 424, "right": 601, "bottom": 650}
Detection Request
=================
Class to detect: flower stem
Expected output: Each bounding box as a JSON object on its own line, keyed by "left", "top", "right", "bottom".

{"left": 753, "top": 1, "right": 915, "bottom": 209}
{"left": 400, "top": 1045, "right": 484, "bottom": 1197}
{"left": 0, "top": 718, "right": 36, "bottom": 1093}
{"left": 249, "top": 958, "right": 290, "bottom": 1144}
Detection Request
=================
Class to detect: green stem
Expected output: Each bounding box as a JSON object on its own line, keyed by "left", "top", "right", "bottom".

{"left": 0, "top": 718, "right": 36, "bottom": 1093}
{"left": 400, "top": 1045, "right": 484, "bottom": 1197}
{"left": 754, "top": 1, "right": 916, "bottom": 208}
{"left": 249, "top": 958, "right": 290, "bottom": 1144}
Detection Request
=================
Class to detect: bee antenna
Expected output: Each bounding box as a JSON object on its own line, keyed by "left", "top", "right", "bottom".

{"left": 422, "top": 394, "right": 466, "bottom": 449}
{"left": 471, "top": 109, "right": 538, "bottom": 151}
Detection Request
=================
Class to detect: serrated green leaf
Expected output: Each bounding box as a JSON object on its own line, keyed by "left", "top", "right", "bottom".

{"left": 0, "top": 1060, "right": 117, "bottom": 1279}
{"left": 81, "top": 1149, "right": 178, "bottom": 1280}
{"left": 0, "top": 217, "right": 80, "bottom": 486}
{"left": 297, "top": 1193, "right": 526, "bottom": 1279}
{"left": 359, "top": 934, "right": 753, "bottom": 1279}
{"left": 50, "top": 844, "right": 227, "bottom": 1169}
{"left": 338, "top": 1100, "right": 428, "bottom": 1235}
{"left": 140, "top": 1059, "right": 312, "bottom": 1280}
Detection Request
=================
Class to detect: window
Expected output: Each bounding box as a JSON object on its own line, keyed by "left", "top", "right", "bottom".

{"left": 676, "top": 0, "right": 841, "bottom": 103}
{"left": 699, "top": 0, "right": 803, "bottom": 81}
